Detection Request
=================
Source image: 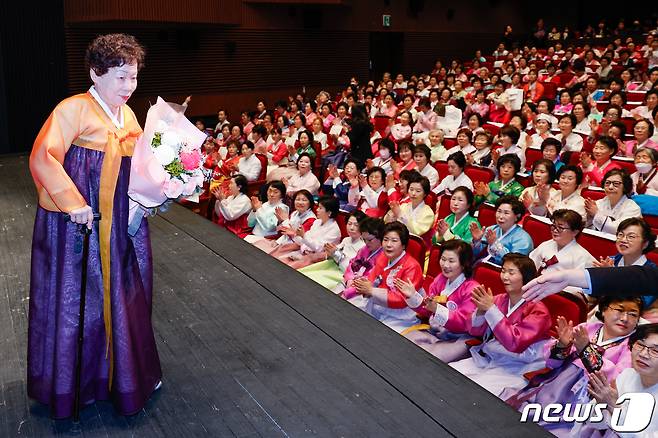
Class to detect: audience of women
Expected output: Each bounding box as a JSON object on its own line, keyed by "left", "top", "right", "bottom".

{"left": 400, "top": 240, "right": 480, "bottom": 362}
{"left": 347, "top": 221, "right": 424, "bottom": 333}
{"left": 432, "top": 151, "right": 474, "bottom": 195}
{"left": 505, "top": 295, "right": 642, "bottom": 436}
{"left": 474, "top": 154, "right": 525, "bottom": 206}
{"left": 449, "top": 253, "right": 551, "bottom": 396}
{"left": 244, "top": 181, "right": 289, "bottom": 242}
{"left": 299, "top": 211, "right": 366, "bottom": 290}
{"left": 529, "top": 165, "right": 587, "bottom": 221}
{"left": 385, "top": 175, "right": 434, "bottom": 239}
{"left": 585, "top": 169, "right": 642, "bottom": 235}
{"left": 212, "top": 175, "right": 252, "bottom": 237}
{"left": 269, "top": 196, "right": 341, "bottom": 269}
{"left": 471, "top": 195, "right": 534, "bottom": 264}
{"left": 434, "top": 187, "right": 481, "bottom": 244}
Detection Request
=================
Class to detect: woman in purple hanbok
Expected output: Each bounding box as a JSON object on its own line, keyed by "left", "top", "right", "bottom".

{"left": 28, "top": 33, "right": 161, "bottom": 418}
{"left": 502, "top": 295, "right": 642, "bottom": 436}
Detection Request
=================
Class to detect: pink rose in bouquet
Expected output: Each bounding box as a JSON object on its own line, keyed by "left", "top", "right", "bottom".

{"left": 180, "top": 149, "right": 202, "bottom": 171}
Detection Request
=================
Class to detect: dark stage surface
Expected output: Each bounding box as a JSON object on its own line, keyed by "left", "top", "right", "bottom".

{"left": 0, "top": 154, "right": 548, "bottom": 437}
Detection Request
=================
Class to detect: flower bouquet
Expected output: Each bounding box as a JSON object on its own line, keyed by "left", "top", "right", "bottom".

{"left": 127, "top": 97, "right": 207, "bottom": 235}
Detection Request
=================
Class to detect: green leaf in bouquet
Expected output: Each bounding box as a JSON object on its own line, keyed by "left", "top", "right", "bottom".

{"left": 151, "top": 132, "right": 162, "bottom": 148}
{"left": 164, "top": 158, "right": 185, "bottom": 177}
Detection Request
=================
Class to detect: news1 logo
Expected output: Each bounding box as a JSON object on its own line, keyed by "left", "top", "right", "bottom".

{"left": 520, "top": 393, "right": 656, "bottom": 433}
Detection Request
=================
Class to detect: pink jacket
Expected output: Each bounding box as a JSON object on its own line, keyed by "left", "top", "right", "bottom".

{"left": 468, "top": 294, "right": 551, "bottom": 354}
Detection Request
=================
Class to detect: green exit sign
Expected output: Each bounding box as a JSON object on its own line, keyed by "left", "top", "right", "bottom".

{"left": 382, "top": 14, "right": 391, "bottom": 27}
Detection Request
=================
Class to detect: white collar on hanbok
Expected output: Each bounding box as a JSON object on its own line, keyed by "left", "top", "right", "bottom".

{"left": 89, "top": 86, "right": 124, "bottom": 129}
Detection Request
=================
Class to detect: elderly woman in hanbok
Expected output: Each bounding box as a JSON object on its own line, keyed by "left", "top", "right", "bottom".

{"left": 212, "top": 175, "right": 252, "bottom": 238}
{"left": 575, "top": 323, "right": 658, "bottom": 437}
{"left": 529, "top": 165, "right": 587, "bottom": 222}
{"left": 244, "top": 181, "right": 288, "bottom": 243}
{"left": 432, "top": 151, "right": 474, "bottom": 196}
{"left": 370, "top": 138, "right": 396, "bottom": 176}
{"left": 473, "top": 154, "right": 525, "bottom": 206}
{"left": 631, "top": 147, "right": 658, "bottom": 196}
{"left": 585, "top": 169, "right": 642, "bottom": 235}
{"left": 390, "top": 111, "right": 413, "bottom": 142}
{"left": 322, "top": 159, "right": 361, "bottom": 212}
{"left": 300, "top": 211, "right": 366, "bottom": 290}
{"left": 520, "top": 159, "right": 557, "bottom": 213}
{"left": 503, "top": 295, "right": 642, "bottom": 436}
{"left": 251, "top": 189, "right": 315, "bottom": 253}
{"left": 579, "top": 136, "right": 621, "bottom": 188}
{"left": 28, "top": 33, "right": 161, "bottom": 418}
{"left": 399, "top": 240, "right": 480, "bottom": 362}
{"left": 390, "top": 141, "right": 417, "bottom": 180}
{"left": 622, "top": 118, "right": 658, "bottom": 157}
{"left": 347, "top": 221, "right": 424, "bottom": 333}
{"left": 357, "top": 167, "right": 389, "bottom": 218}
{"left": 450, "top": 254, "right": 551, "bottom": 397}
{"left": 471, "top": 196, "right": 534, "bottom": 264}
{"left": 282, "top": 153, "right": 320, "bottom": 199}
{"left": 270, "top": 196, "right": 341, "bottom": 270}
{"left": 209, "top": 139, "right": 242, "bottom": 195}
{"left": 434, "top": 187, "right": 480, "bottom": 245}
{"left": 384, "top": 175, "right": 434, "bottom": 240}
{"left": 335, "top": 217, "right": 384, "bottom": 296}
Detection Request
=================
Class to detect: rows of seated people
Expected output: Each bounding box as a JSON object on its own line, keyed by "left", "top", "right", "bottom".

{"left": 190, "top": 29, "right": 658, "bottom": 436}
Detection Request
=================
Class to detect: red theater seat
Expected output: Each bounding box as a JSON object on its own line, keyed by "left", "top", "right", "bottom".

{"left": 465, "top": 165, "right": 495, "bottom": 185}
{"left": 407, "top": 234, "right": 428, "bottom": 268}
{"left": 473, "top": 262, "right": 505, "bottom": 296}
{"left": 577, "top": 229, "right": 617, "bottom": 260}
{"left": 426, "top": 244, "right": 442, "bottom": 278}
{"left": 477, "top": 202, "right": 497, "bottom": 228}
{"left": 522, "top": 215, "right": 552, "bottom": 249}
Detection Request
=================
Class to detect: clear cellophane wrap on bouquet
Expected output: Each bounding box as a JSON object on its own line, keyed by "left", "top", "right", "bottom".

{"left": 127, "top": 97, "right": 207, "bottom": 235}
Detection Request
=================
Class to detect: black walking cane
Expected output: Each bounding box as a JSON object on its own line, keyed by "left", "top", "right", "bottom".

{"left": 65, "top": 212, "right": 101, "bottom": 424}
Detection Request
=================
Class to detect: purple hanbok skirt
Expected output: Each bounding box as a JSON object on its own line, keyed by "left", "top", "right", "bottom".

{"left": 503, "top": 360, "right": 587, "bottom": 436}
{"left": 28, "top": 145, "right": 162, "bottom": 418}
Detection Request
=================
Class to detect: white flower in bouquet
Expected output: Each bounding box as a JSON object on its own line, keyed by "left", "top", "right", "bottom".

{"left": 153, "top": 144, "right": 176, "bottom": 166}
{"left": 160, "top": 130, "right": 183, "bottom": 153}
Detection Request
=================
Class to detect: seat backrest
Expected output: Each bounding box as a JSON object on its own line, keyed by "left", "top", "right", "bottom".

{"left": 443, "top": 138, "right": 457, "bottom": 149}
{"left": 522, "top": 215, "right": 553, "bottom": 249}
{"left": 620, "top": 118, "right": 636, "bottom": 135}
{"left": 473, "top": 262, "right": 505, "bottom": 296}
{"left": 465, "top": 165, "right": 495, "bottom": 186}
{"left": 436, "top": 194, "right": 452, "bottom": 220}
{"left": 541, "top": 81, "right": 557, "bottom": 100}
{"left": 426, "top": 244, "right": 442, "bottom": 278}
{"left": 482, "top": 123, "right": 501, "bottom": 136}
{"left": 477, "top": 202, "right": 497, "bottom": 227}
{"left": 336, "top": 210, "right": 349, "bottom": 239}
{"left": 580, "top": 188, "right": 606, "bottom": 201}
{"left": 406, "top": 234, "right": 428, "bottom": 268}
{"left": 576, "top": 229, "right": 617, "bottom": 260}
{"left": 611, "top": 157, "right": 636, "bottom": 175}
{"left": 434, "top": 160, "right": 449, "bottom": 179}
{"left": 644, "top": 214, "right": 658, "bottom": 235}
{"left": 525, "top": 147, "right": 543, "bottom": 171}
{"left": 255, "top": 153, "right": 268, "bottom": 181}
{"left": 542, "top": 293, "right": 586, "bottom": 337}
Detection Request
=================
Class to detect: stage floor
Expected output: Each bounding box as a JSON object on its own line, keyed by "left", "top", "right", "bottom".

{"left": 0, "top": 154, "right": 548, "bottom": 437}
